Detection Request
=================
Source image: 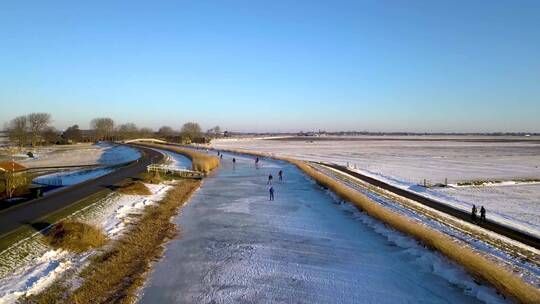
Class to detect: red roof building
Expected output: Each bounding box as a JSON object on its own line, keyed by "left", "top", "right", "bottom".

{"left": 0, "top": 161, "right": 26, "bottom": 172}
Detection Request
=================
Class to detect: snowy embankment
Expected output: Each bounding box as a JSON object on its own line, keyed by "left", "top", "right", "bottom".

{"left": 348, "top": 166, "right": 540, "bottom": 239}
{"left": 32, "top": 144, "right": 140, "bottom": 187}
{"left": 0, "top": 183, "right": 171, "bottom": 304}
{"left": 151, "top": 148, "right": 191, "bottom": 170}
{"left": 20, "top": 142, "right": 140, "bottom": 168}
{"left": 211, "top": 137, "right": 540, "bottom": 238}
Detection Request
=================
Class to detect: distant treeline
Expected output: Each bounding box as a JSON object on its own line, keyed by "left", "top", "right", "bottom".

{"left": 223, "top": 131, "right": 539, "bottom": 137}
{"left": 2, "top": 113, "right": 223, "bottom": 147}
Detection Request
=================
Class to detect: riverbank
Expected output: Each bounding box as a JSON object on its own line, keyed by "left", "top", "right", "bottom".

{"left": 22, "top": 180, "right": 201, "bottom": 303}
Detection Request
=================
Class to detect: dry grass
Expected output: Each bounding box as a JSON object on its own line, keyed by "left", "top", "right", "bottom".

{"left": 140, "top": 170, "right": 163, "bottom": 184}
{"left": 26, "top": 180, "right": 201, "bottom": 304}
{"left": 218, "top": 147, "right": 540, "bottom": 303}
{"left": 114, "top": 181, "right": 151, "bottom": 195}
{"left": 45, "top": 221, "right": 107, "bottom": 254}
{"left": 137, "top": 142, "right": 220, "bottom": 173}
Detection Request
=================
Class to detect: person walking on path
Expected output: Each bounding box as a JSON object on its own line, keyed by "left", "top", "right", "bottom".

{"left": 267, "top": 174, "right": 273, "bottom": 185}
{"left": 220, "top": 154, "right": 223, "bottom": 159}
{"left": 278, "top": 170, "right": 283, "bottom": 181}
{"left": 480, "top": 206, "right": 486, "bottom": 223}
{"left": 269, "top": 186, "right": 274, "bottom": 201}
{"left": 255, "top": 157, "right": 259, "bottom": 164}
{"left": 471, "top": 205, "right": 477, "bottom": 223}
{"left": 232, "top": 157, "right": 236, "bottom": 164}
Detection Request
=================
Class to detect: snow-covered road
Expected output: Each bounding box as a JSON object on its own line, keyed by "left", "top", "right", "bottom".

{"left": 140, "top": 152, "right": 504, "bottom": 303}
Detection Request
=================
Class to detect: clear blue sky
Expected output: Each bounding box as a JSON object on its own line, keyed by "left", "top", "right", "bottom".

{"left": 1, "top": 0, "right": 539, "bottom": 132}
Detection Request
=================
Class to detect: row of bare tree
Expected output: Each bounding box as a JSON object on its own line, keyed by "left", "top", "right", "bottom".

{"left": 4, "top": 113, "right": 53, "bottom": 147}
{"left": 3, "top": 114, "right": 222, "bottom": 147}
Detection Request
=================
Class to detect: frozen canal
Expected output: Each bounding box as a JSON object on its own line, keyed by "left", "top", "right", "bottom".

{"left": 140, "top": 152, "right": 501, "bottom": 303}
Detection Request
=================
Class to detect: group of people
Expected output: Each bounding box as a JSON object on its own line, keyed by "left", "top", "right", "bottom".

{"left": 218, "top": 151, "right": 282, "bottom": 201}
{"left": 471, "top": 205, "right": 487, "bottom": 223}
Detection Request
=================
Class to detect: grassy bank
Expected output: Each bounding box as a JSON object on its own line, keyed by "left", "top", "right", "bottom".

{"left": 217, "top": 147, "right": 540, "bottom": 303}
{"left": 136, "top": 142, "right": 220, "bottom": 172}
{"left": 24, "top": 180, "right": 201, "bottom": 304}
{"left": 114, "top": 181, "right": 151, "bottom": 195}
{"left": 0, "top": 190, "right": 111, "bottom": 252}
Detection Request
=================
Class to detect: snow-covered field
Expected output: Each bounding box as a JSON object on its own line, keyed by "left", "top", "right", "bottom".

{"left": 17, "top": 142, "right": 140, "bottom": 168}
{"left": 212, "top": 137, "right": 540, "bottom": 237}
{"left": 0, "top": 183, "right": 171, "bottom": 303}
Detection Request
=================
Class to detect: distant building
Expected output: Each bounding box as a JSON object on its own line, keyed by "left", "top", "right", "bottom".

{"left": 0, "top": 161, "right": 28, "bottom": 199}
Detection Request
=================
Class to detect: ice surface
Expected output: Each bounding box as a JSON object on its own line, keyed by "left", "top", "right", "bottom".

{"left": 33, "top": 168, "right": 114, "bottom": 186}
{"left": 140, "top": 152, "right": 503, "bottom": 303}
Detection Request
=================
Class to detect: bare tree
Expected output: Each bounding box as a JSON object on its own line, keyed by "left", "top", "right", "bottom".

{"left": 206, "top": 126, "right": 221, "bottom": 137}
{"left": 42, "top": 127, "right": 60, "bottom": 144}
{"left": 139, "top": 127, "right": 154, "bottom": 138}
{"left": 27, "top": 113, "right": 52, "bottom": 146}
{"left": 63, "top": 125, "right": 82, "bottom": 143}
{"left": 91, "top": 118, "right": 115, "bottom": 141}
{"left": 5, "top": 115, "right": 28, "bottom": 147}
{"left": 117, "top": 123, "right": 138, "bottom": 139}
{"left": 157, "top": 126, "right": 174, "bottom": 138}
{"left": 180, "top": 122, "right": 202, "bottom": 141}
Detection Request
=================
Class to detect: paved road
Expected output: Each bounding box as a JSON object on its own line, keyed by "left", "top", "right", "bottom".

{"left": 140, "top": 152, "right": 496, "bottom": 303}
{"left": 0, "top": 144, "right": 163, "bottom": 237}
{"left": 323, "top": 163, "right": 540, "bottom": 250}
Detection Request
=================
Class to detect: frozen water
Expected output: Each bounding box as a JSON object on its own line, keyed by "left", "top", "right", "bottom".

{"left": 140, "top": 152, "right": 502, "bottom": 303}
{"left": 33, "top": 168, "right": 114, "bottom": 186}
